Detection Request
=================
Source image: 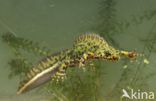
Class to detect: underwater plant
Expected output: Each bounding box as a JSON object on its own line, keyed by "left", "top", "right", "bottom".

{"left": 91, "top": 0, "right": 156, "bottom": 100}
{"left": 103, "top": 8, "right": 156, "bottom": 101}
{"left": 1, "top": 32, "right": 50, "bottom": 56}
{"left": 1, "top": 32, "right": 51, "bottom": 78}
{"left": 1, "top": 1, "right": 156, "bottom": 100}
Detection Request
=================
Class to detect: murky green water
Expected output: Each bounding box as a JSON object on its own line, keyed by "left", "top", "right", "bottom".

{"left": 0, "top": 0, "right": 156, "bottom": 101}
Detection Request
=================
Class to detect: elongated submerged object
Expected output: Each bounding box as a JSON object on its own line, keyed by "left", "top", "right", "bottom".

{"left": 17, "top": 33, "right": 137, "bottom": 95}
{"left": 17, "top": 49, "right": 72, "bottom": 95}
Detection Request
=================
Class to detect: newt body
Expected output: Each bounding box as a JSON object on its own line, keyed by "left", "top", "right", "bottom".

{"left": 17, "top": 33, "right": 137, "bottom": 95}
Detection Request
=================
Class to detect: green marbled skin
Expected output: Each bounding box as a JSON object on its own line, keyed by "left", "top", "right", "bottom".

{"left": 17, "top": 33, "right": 137, "bottom": 94}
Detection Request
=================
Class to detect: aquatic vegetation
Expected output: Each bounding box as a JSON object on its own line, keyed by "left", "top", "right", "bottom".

{"left": 92, "top": 0, "right": 156, "bottom": 100}
{"left": 1, "top": 32, "right": 51, "bottom": 78}
{"left": 1, "top": 0, "right": 156, "bottom": 101}
{"left": 95, "top": 0, "right": 125, "bottom": 47}
{"left": 15, "top": 33, "right": 137, "bottom": 95}
{"left": 1, "top": 32, "right": 50, "bottom": 56}
{"left": 7, "top": 51, "right": 32, "bottom": 78}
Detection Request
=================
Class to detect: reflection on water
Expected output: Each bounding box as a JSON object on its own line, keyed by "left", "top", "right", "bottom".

{"left": 0, "top": 0, "right": 156, "bottom": 101}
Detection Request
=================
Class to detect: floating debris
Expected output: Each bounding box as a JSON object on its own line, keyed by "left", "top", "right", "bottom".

{"left": 143, "top": 58, "right": 149, "bottom": 64}
{"left": 123, "top": 65, "right": 128, "bottom": 69}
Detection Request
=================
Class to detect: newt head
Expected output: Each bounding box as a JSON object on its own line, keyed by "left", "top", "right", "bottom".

{"left": 90, "top": 47, "right": 121, "bottom": 61}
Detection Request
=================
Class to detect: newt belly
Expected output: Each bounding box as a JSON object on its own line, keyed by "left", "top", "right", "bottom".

{"left": 17, "top": 33, "right": 137, "bottom": 95}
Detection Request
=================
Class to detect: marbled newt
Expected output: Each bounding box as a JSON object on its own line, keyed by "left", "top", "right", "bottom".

{"left": 17, "top": 33, "right": 137, "bottom": 95}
